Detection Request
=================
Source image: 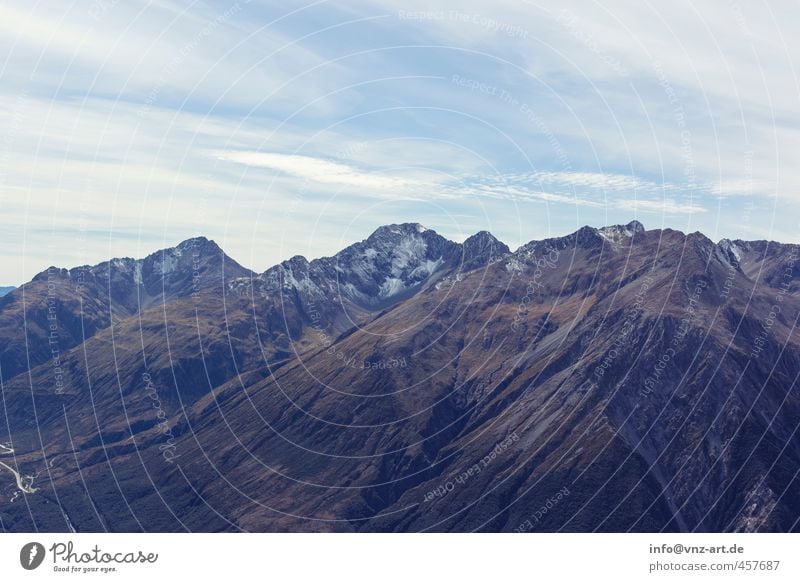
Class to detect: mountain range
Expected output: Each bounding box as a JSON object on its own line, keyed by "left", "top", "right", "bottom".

{"left": 1, "top": 221, "right": 799, "bottom": 532}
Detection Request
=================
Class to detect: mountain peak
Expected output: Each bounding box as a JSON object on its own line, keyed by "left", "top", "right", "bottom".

{"left": 464, "top": 230, "right": 501, "bottom": 243}
{"left": 627, "top": 220, "right": 645, "bottom": 232}
{"left": 461, "top": 230, "right": 511, "bottom": 268}
{"left": 597, "top": 220, "right": 646, "bottom": 242}
{"left": 174, "top": 236, "right": 221, "bottom": 254}
{"left": 331, "top": 223, "right": 457, "bottom": 304}
{"left": 367, "top": 223, "right": 428, "bottom": 241}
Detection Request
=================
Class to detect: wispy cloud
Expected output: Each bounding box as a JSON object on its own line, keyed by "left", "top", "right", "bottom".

{"left": 711, "top": 179, "right": 775, "bottom": 197}
{"left": 616, "top": 198, "right": 706, "bottom": 215}
{"left": 529, "top": 171, "right": 652, "bottom": 192}
{"left": 214, "top": 151, "right": 412, "bottom": 190}
{"left": 214, "top": 150, "right": 703, "bottom": 214}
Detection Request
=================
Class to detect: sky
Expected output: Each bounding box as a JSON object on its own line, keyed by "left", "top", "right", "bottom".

{"left": 1, "top": 0, "right": 799, "bottom": 285}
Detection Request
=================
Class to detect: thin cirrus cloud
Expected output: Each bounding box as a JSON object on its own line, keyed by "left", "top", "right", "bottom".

{"left": 711, "top": 179, "right": 775, "bottom": 197}
{"left": 441, "top": 169, "right": 702, "bottom": 212}
{"left": 214, "top": 149, "right": 704, "bottom": 214}
{"left": 529, "top": 171, "right": 652, "bottom": 192}
{"left": 214, "top": 150, "right": 414, "bottom": 191}
{"left": 617, "top": 198, "right": 706, "bottom": 215}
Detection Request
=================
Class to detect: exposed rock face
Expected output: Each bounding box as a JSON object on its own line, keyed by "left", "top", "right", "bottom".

{"left": 717, "top": 238, "right": 800, "bottom": 294}
{"left": 234, "top": 223, "right": 510, "bottom": 339}
{"left": 0, "top": 237, "right": 251, "bottom": 383}
{"left": 1, "top": 222, "right": 799, "bottom": 533}
{"left": 258, "top": 223, "right": 459, "bottom": 309}
{"left": 460, "top": 231, "right": 510, "bottom": 270}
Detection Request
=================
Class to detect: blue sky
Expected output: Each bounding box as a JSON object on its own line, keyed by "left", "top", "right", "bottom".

{"left": 1, "top": 0, "right": 799, "bottom": 284}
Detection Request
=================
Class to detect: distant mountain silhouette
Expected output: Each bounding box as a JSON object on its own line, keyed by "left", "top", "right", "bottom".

{"left": 1, "top": 222, "right": 799, "bottom": 533}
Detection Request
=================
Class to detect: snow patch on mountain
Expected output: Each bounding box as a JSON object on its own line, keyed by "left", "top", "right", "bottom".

{"left": 379, "top": 277, "right": 406, "bottom": 298}
{"left": 410, "top": 258, "right": 444, "bottom": 279}
{"left": 505, "top": 257, "right": 523, "bottom": 273}
{"left": 156, "top": 252, "right": 180, "bottom": 276}
{"left": 718, "top": 238, "right": 743, "bottom": 264}
{"left": 389, "top": 236, "right": 428, "bottom": 275}
{"left": 598, "top": 220, "right": 645, "bottom": 244}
